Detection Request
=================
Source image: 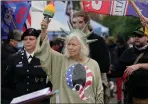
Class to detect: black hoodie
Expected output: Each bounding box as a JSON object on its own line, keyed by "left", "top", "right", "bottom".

{"left": 87, "top": 32, "right": 110, "bottom": 73}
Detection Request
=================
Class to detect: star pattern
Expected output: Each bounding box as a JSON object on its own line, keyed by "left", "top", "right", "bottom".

{"left": 65, "top": 64, "right": 93, "bottom": 101}
{"left": 66, "top": 64, "right": 75, "bottom": 88}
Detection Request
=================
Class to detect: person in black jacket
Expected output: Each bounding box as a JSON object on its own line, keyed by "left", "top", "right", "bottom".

{"left": 71, "top": 10, "right": 110, "bottom": 73}
{"left": 1, "top": 30, "right": 23, "bottom": 77}
{"left": 106, "top": 36, "right": 117, "bottom": 98}
{"left": 2, "top": 28, "right": 52, "bottom": 104}
{"left": 108, "top": 27, "right": 148, "bottom": 104}
{"left": 71, "top": 10, "right": 110, "bottom": 104}
{"left": 115, "top": 36, "right": 128, "bottom": 104}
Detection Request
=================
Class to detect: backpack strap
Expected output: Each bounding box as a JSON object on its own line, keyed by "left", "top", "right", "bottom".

{"left": 133, "top": 52, "right": 144, "bottom": 64}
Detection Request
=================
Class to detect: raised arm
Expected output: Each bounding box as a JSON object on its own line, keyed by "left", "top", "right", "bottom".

{"left": 35, "top": 19, "right": 52, "bottom": 73}
{"left": 34, "top": 19, "right": 63, "bottom": 83}
{"left": 40, "top": 19, "right": 50, "bottom": 41}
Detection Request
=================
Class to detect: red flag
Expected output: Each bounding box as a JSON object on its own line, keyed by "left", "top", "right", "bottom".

{"left": 83, "top": 0, "right": 148, "bottom": 17}
{"left": 83, "top": 0, "right": 111, "bottom": 14}
{"left": 22, "top": 2, "right": 31, "bottom": 32}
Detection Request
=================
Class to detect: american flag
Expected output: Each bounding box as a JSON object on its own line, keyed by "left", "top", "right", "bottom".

{"left": 22, "top": 1, "right": 31, "bottom": 32}
{"left": 66, "top": 64, "right": 74, "bottom": 88}
{"left": 84, "top": 65, "right": 93, "bottom": 90}
{"left": 66, "top": 64, "right": 93, "bottom": 101}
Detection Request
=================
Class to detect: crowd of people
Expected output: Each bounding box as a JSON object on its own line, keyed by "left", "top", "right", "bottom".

{"left": 1, "top": 10, "right": 148, "bottom": 104}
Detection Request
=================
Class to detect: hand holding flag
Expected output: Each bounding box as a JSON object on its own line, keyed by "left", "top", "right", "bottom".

{"left": 140, "top": 15, "right": 148, "bottom": 29}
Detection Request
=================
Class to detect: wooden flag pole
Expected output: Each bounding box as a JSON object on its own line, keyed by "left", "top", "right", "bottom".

{"left": 128, "top": 0, "right": 148, "bottom": 30}
{"left": 128, "top": 0, "right": 142, "bottom": 18}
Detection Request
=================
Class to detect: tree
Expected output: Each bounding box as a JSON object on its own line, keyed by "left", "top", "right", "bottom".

{"left": 98, "top": 15, "right": 141, "bottom": 40}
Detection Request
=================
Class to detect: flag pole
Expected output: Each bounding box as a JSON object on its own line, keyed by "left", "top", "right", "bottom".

{"left": 128, "top": 0, "right": 142, "bottom": 18}
{"left": 128, "top": 0, "right": 148, "bottom": 30}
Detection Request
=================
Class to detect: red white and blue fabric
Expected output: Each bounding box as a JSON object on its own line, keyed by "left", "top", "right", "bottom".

{"left": 1, "top": 1, "right": 31, "bottom": 39}
{"left": 66, "top": 64, "right": 93, "bottom": 101}
{"left": 66, "top": 64, "right": 74, "bottom": 89}
{"left": 83, "top": 0, "right": 148, "bottom": 17}
{"left": 22, "top": 1, "right": 31, "bottom": 32}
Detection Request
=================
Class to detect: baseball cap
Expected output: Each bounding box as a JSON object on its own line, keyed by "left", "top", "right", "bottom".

{"left": 133, "top": 27, "right": 148, "bottom": 36}
{"left": 8, "top": 30, "right": 22, "bottom": 41}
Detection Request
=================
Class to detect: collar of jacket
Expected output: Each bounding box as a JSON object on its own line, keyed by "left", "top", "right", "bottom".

{"left": 133, "top": 44, "right": 148, "bottom": 53}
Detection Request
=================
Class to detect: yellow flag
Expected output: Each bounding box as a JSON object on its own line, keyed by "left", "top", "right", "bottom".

{"left": 139, "top": 27, "right": 148, "bottom": 36}
{"left": 144, "top": 27, "right": 148, "bottom": 36}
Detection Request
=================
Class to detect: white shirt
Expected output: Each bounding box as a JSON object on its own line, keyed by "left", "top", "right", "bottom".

{"left": 25, "top": 51, "right": 34, "bottom": 63}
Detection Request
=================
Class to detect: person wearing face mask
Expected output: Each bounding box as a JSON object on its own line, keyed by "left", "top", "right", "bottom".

{"left": 1, "top": 29, "right": 23, "bottom": 78}
{"left": 2, "top": 28, "right": 52, "bottom": 104}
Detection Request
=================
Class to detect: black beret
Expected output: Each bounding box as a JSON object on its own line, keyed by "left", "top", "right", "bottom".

{"left": 21, "top": 28, "right": 40, "bottom": 40}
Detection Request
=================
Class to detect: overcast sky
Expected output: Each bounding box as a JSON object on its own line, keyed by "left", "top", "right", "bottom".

{"left": 54, "top": 1, "right": 69, "bottom": 27}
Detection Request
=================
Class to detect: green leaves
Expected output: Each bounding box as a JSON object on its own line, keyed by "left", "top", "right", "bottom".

{"left": 99, "top": 15, "right": 141, "bottom": 39}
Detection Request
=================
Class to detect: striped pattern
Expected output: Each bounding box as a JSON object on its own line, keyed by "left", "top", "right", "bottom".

{"left": 22, "top": 1, "right": 31, "bottom": 32}
{"left": 84, "top": 65, "right": 93, "bottom": 90}
{"left": 69, "top": 64, "right": 93, "bottom": 101}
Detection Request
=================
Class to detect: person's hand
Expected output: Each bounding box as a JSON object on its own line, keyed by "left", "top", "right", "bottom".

{"left": 142, "top": 16, "right": 148, "bottom": 23}
{"left": 107, "top": 64, "right": 113, "bottom": 74}
{"left": 107, "top": 70, "right": 111, "bottom": 74}
{"left": 40, "top": 18, "right": 51, "bottom": 33}
{"left": 140, "top": 15, "right": 148, "bottom": 28}
{"left": 40, "top": 18, "right": 51, "bottom": 40}
{"left": 124, "top": 64, "right": 140, "bottom": 77}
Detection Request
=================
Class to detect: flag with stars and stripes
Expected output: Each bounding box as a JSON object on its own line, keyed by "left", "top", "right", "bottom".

{"left": 66, "top": 64, "right": 74, "bottom": 89}
{"left": 22, "top": 1, "right": 31, "bottom": 32}
{"left": 66, "top": 64, "right": 93, "bottom": 101}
